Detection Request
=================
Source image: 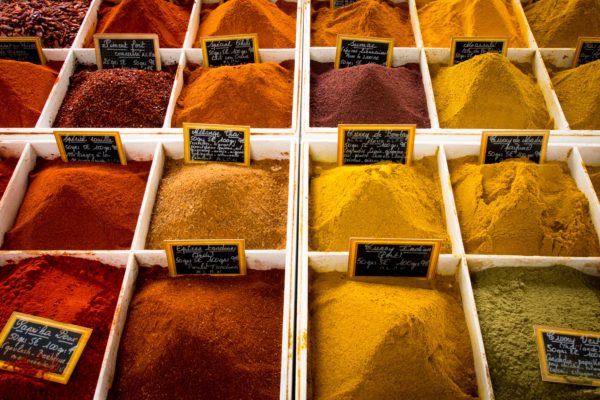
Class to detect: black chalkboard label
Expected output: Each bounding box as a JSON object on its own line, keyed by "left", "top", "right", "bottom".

{"left": 201, "top": 35, "right": 259, "bottom": 68}
{"left": 0, "top": 312, "right": 92, "bottom": 384}
{"left": 338, "top": 124, "right": 415, "bottom": 166}
{"left": 55, "top": 132, "right": 127, "bottom": 165}
{"left": 94, "top": 34, "right": 161, "bottom": 71}
{"left": 574, "top": 37, "right": 600, "bottom": 67}
{"left": 348, "top": 239, "right": 441, "bottom": 279}
{"left": 480, "top": 131, "right": 549, "bottom": 164}
{"left": 335, "top": 35, "right": 393, "bottom": 69}
{"left": 330, "top": 0, "right": 359, "bottom": 9}
{"left": 165, "top": 240, "right": 247, "bottom": 276}
{"left": 0, "top": 37, "right": 45, "bottom": 64}
{"left": 450, "top": 37, "right": 508, "bottom": 65}
{"left": 535, "top": 326, "right": 600, "bottom": 387}
{"left": 183, "top": 124, "right": 250, "bottom": 165}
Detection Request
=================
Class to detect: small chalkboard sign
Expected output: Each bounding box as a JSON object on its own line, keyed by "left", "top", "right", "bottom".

{"left": 0, "top": 312, "right": 92, "bottom": 384}
{"left": 535, "top": 326, "right": 600, "bottom": 387}
{"left": 0, "top": 37, "right": 45, "bottom": 65}
{"left": 573, "top": 37, "right": 600, "bottom": 67}
{"left": 450, "top": 37, "right": 508, "bottom": 66}
{"left": 337, "top": 124, "right": 415, "bottom": 166}
{"left": 54, "top": 131, "right": 127, "bottom": 165}
{"left": 94, "top": 34, "right": 161, "bottom": 71}
{"left": 183, "top": 123, "right": 250, "bottom": 165}
{"left": 347, "top": 238, "right": 441, "bottom": 279}
{"left": 335, "top": 35, "right": 393, "bottom": 69}
{"left": 201, "top": 34, "right": 260, "bottom": 68}
{"left": 165, "top": 240, "right": 247, "bottom": 277}
{"left": 480, "top": 131, "right": 549, "bottom": 164}
{"left": 330, "top": 0, "right": 358, "bottom": 9}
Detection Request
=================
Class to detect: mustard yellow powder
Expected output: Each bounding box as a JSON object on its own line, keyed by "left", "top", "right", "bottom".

{"left": 417, "top": 0, "right": 528, "bottom": 48}
{"left": 309, "top": 270, "right": 479, "bottom": 400}
{"left": 552, "top": 60, "right": 600, "bottom": 130}
{"left": 449, "top": 156, "right": 600, "bottom": 256}
{"left": 586, "top": 165, "right": 600, "bottom": 200}
{"left": 431, "top": 53, "right": 552, "bottom": 129}
{"left": 309, "top": 157, "right": 451, "bottom": 252}
{"left": 525, "top": 0, "right": 600, "bottom": 48}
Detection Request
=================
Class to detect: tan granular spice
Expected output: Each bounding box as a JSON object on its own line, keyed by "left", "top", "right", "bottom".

{"left": 586, "top": 165, "right": 600, "bottom": 199}
{"left": 145, "top": 159, "right": 289, "bottom": 250}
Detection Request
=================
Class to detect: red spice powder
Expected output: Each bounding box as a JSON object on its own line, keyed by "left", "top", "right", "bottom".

{"left": 0, "top": 256, "right": 125, "bottom": 400}
{"left": 109, "top": 267, "right": 285, "bottom": 400}
{"left": 0, "top": 157, "right": 18, "bottom": 199}
{"left": 2, "top": 158, "right": 151, "bottom": 250}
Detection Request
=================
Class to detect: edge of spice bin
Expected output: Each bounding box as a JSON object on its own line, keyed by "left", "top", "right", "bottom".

{"left": 0, "top": 250, "right": 133, "bottom": 400}
{"left": 161, "top": 47, "right": 301, "bottom": 135}
{"left": 301, "top": 47, "right": 440, "bottom": 133}
{"left": 443, "top": 141, "right": 600, "bottom": 255}
{"left": 34, "top": 48, "right": 182, "bottom": 131}
{"left": 424, "top": 47, "right": 570, "bottom": 132}
{"left": 0, "top": 139, "right": 158, "bottom": 250}
{"left": 510, "top": 0, "right": 538, "bottom": 49}
{"left": 0, "top": 142, "right": 29, "bottom": 243}
{"left": 69, "top": 0, "right": 105, "bottom": 49}
{"left": 128, "top": 248, "right": 296, "bottom": 400}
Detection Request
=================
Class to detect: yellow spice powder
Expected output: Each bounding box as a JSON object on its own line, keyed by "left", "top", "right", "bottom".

{"left": 449, "top": 156, "right": 600, "bottom": 256}
{"left": 309, "top": 271, "right": 479, "bottom": 400}
{"left": 309, "top": 157, "right": 451, "bottom": 252}
{"left": 586, "top": 165, "right": 600, "bottom": 200}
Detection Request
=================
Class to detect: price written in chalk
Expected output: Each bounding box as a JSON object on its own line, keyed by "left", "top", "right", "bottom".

{"left": 573, "top": 37, "right": 600, "bottom": 67}
{"left": 348, "top": 238, "right": 441, "bottom": 279}
{"left": 335, "top": 35, "right": 393, "bottom": 69}
{"left": 479, "top": 131, "right": 549, "bottom": 164}
{"left": 183, "top": 124, "right": 250, "bottom": 165}
{"left": 450, "top": 37, "right": 508, "bottom": 65}
{"left": 338, "top": 124, "right": 415, "bottom": 166}
{"left": 165, "top": 240, "right": 247, "bottom": 277}
{"left": 54, "top": 131, "right": 127, "bottom": 165}
{"left": 331, "top": 0, "right": 358, "bottom": 9}
{"left": 0, "top": 37, "right": 45, "bottom": 64}
{"left": 201, "top": 34, "right": 259, "bottom": 68}
{"left": 0, "top": 312, "right": 92, "bottom": 384}
{"left": 94, "top": 34, "right": 161, "bottom": 71}
{"left": 535, "top": 326, "right": 600, "bottom": 387}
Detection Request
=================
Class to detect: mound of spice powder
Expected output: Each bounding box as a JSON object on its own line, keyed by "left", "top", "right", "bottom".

{"left": 431, "top": 53, "right": 552, "bottom": 129}
{"left": 310, "top": 157, "right": 451, "bottom": 252}
{"left": 310, "top": 62, "right": 430, "bottom": 128}
{"left": 145, "top": 159, "right": 289, "bottom": 250}
{"left": 54, "top": 68, "right": 173, "bottom": 128}
{"left": 89, "top": 0, "right": 191, "bottom": 48}
{"left": 109, "top": 267, "right": 284, "bottom": 400}
{"left": 173, "top": 62, "right": 293, "bottom": 128}
{"left": 0, "top": 60, "right": 58, "bottom": 127}
{"left": 198, "top": 0, "right": 296, "bottom": 48}
{"left": 472, "top": 266, "right": 600, "bottom": 400}
{"left": 0, "top": 157, "right": 18, "bottom": 200}
{"left": 0, "top": 0, "right": 90, "bottom": 48}
{"left": 449, "top": 156, "right": 600, "bottom": 256}
{"left": 311, "top": 0, "right": 414, "bottom": 47}
{"left": 2, "top": 158, "right": 151, "bottom": 250}
{"left": 586, "top": 165, "right": 600, "bottom": 199}
{"left": 552, "top": 60, "right": 600, "bottom": 130}
{"left": 310, "top": 270, "right": 478, "bottom": 399}
{"left": 417, "top": 0, "right": 527, "bottom": 48}
{"left": 0, "top": 255, "right": 125, "bottom": 400}
{"left": 525, "top": 0, "right": 600, "bottom": 48}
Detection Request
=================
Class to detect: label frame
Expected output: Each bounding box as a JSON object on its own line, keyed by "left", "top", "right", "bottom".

{"left": 165, "top": 239, "right": 247, "bottom": 277}
{"left": 93, "top": 33, "right": 161, "bottom": 71}
{"left": 0, "top": 37, "right": 46, "bottom": 65}
{"left": 335, "top": 35, "right": 394, "bottom": 69}
{"left": 54, "top": 131, "right": 127, "bottom": 165}
{"left": 479, "top": 130, "right": 549, "bottom": 165}
{"left": 337, "top": 124, "right": 416, "bottom": 166}
{"left": 329, "top": 0, "right": 358, "bottom": 9}
{"left": 0, "top": 312, "right": 92, "bottom": 384}
{"left": 201, "top": 34, "right": 260, "bottom": 68}
{"left": 573, "top": 37, "right": 600, "bottom": 68}
{"left": 450, "top": 37, "right": 508, "bottom": 66}
{"left": 183, "top": 123, "right": 250, "bottom": 166}
{"left": 347, "top": 238, "right": 441, "bottom": 280}
{"left": 534, "top": 325, "right": 600, "bottom": 387}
